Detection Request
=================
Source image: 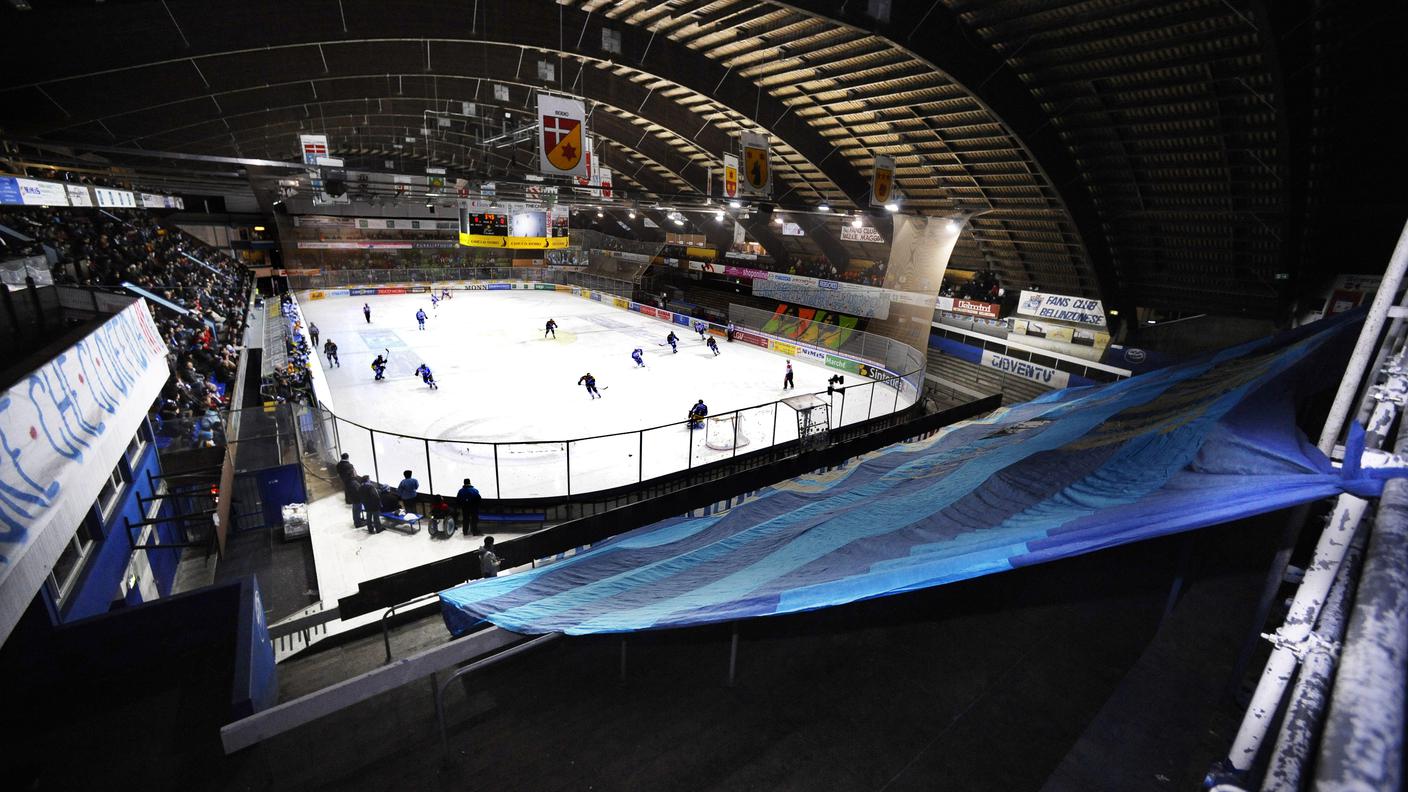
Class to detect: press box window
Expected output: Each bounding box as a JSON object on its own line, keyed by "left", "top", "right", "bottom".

{"left": 96, "top": 461, "right": 130, "bottom": 522}
{"left": 48, "top": 512, "right": 98, "bottom": 604}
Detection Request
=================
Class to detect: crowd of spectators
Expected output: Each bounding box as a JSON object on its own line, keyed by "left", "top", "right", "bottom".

{"left": 939, "top": 270, "right": 1003, "bottom": 303}
{"left": 779, "top": 254, "right": 889, "bottom": 288}
{"left": 262, "top": 294, "right": 316, "bottom": 405}
{"left": 0, "top": 207, "right": 250, "bottom": 448}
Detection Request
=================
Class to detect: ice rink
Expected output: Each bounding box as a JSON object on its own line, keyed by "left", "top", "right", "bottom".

{"left": 299, "top": 289, "right": 913, "bottom": 497}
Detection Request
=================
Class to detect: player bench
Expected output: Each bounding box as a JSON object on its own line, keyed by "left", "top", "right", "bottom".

{"left": 479, "top": 512, "right": 547, "bottom": 529}
{"left": 379, "top": 512, "right": 422, "bottom": 535}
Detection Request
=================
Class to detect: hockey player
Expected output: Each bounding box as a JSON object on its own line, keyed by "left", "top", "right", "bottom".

{"left": 414, "top": 363, "right": 439, "bottom": 389}
{"left": 706, "top": 336, "right": 719, "bottom": 356}
{"left": 430, "top": 293, "right": 440, "bottom": 312}
{"left": 666, "top": 331, "right": 679, "bottom": 354}
{"left": 631, "top": 348, "right": 645, "bottom": 367}
{"left": 363, "top": 302, "right": 372, "bottom": 323}
{"left": 695, "top": 321, "right": 708, "bottom": 341}
{"left": 577, "top": 372, "right": 601, "bottom": 399}
{"left": 416, "top": 308, "right": 428, "bottom": 330}
{"left": 371, "top": 353, "right": 388, "bottom": 381}
{"left": 545, "top": 318, "right": 558, "bottom": 339}
{"left": 440, "top": 288, "right": 452, "bottom": 300}
{"left": 324, "top": 339, "right": 340, "bottom": 368}
{"left": 688, "top": 399, "right": 708, "bottom": 429}
{"left": 783, "top": 361, "right": 795, "bottom": 389}
{"left": 726, "top": 322, "right": 736, "bottom": 342}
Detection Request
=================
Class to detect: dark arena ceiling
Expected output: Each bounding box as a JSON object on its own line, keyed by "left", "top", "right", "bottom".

{"left": 1, "top": 0, "right": 1403, "bottom": 321}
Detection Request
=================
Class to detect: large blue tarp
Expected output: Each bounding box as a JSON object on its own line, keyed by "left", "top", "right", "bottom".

{"left": 441, "top": 312, "right": 1386, "bottom": 636}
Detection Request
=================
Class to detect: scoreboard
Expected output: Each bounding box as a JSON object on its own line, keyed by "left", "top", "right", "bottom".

{"left": 464, "top": 212, "right": 508, "bottom": 236}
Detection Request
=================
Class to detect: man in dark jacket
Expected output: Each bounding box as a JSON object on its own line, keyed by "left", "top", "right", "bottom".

{"left": 456, "top": 478, "right": 482, "bottom": 536}
{"left": 336, "top": 454, "right": 363, "bottom": 526}
{"left": 357, "top": 475, "right": 384, "bottom": 533}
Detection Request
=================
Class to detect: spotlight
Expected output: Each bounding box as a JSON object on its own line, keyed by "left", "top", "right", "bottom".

{"left": 774, "top": 215, "right": 784, "bottom": 225}
{"left": 884, "top": 202, "right": 899, "bottom": 212}
{"left": 728, "top": 200, "right": 742, "bottom": 209}
{"left": 945, "top": 218, "right": 959, "bottom": 232}
{"left": 596, "top": 210, "right": 604, "bottom": 218}
{"left": 673, "top": 218, "right": 684, "bottom": 226}
{"left": 628, "top": 211, "right": 636, "bottom": 219}
{"left": 716, "top": 211, "right": 724, "bottom": 221}
{"left": 851, "top": 215, "right": 863, "bottom": 228}
{"left": 817, "top": 202, "right": 830, "bottom": 212}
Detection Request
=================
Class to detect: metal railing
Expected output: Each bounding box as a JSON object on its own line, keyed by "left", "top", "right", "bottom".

{"left": 318, "top": 377, "right": 916, "bottom": 500}
{"left": 1209, "top": 216, "right": 1408, "bottom": 790}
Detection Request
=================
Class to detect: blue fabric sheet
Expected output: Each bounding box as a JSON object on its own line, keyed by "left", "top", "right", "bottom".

{"left": 441, "top": 312, "right": 1384, "bottom": 636}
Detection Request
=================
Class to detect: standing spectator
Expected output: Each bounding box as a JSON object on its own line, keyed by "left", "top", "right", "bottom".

{"left": 309, "top": 322, "right": 320, "bottom": 347}
{"left": 397, "top": 470, "right": 420, "bottom": 511}
{"left": 480, "top": 536, "right": 501, "bottom": 578}
{"left": 456, "top": 478, "right": 482, "bottom": 536}
{"left": 336, "top": 453, "right": 362, "bottom": 526}
{"left": 357, "top": 476, "right": 384, "bottom": 533}
{"left": 726, "top": 322, "right": 736, "bottom": 342}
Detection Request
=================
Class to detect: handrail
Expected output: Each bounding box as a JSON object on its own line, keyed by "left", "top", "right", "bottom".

{"left": 433, "top": 633, "right": 561, "bottom": 756}
{"left": 381, "top": 592, "right": 442, "bottom": 664}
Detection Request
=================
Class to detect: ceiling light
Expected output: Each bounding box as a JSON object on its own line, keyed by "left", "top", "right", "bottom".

{"left": 673, "top": 218, "right": 684, "bottom": 226}
{"left": 728, "top": 200, "right": 741, "bottom": 209}
{"left": 628, "top": 211, "right": 636, "bottom": 219}
{"left": 817, "top": 202, "right": 830, "bottom": 212}
{"left": 716, "top": 211, "right": 725, "bottom": 221}
{"left": 1146, "top": 319, "right": 1157, "bottom": 324}
{"left": 596, "top": 210, "right": 604, "bottom": 218}
{"left": 774, "top": 215, "right": 784, "bottom": 225}
{"left": 252, "top": 226, "right": 265, "bottom": 232}
{"left": 884, "top": 202, "right": 899, "bottom": 212}
{"left": 945, "top": 218, "right": 959, "bottom": 232}
{"left": 851, "top": 215, "right": 863, "bottom": 228}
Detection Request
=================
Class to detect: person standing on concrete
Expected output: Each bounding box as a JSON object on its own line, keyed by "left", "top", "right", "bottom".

{"left": 397, "top": 470, "right": 420, "bottom": 511}
{"left": 480, "top": 536, "right": 501, "bottom": 578}
{"left": 456, "top": 478, "right": 482, "bottom": 536}
{"left": 336, "top": 453, "right": 362, "bottom": 526}
{"left": 357, "top": 475, "right": 384, "bottom": 533}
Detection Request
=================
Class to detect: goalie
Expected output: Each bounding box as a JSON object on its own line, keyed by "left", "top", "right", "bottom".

{"left": 688, "top": 399, "right": 708, "bottom": 430}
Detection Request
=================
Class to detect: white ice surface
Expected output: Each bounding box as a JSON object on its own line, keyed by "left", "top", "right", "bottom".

{"left": 300, "top": 290, "right": 911, "bottom": 498}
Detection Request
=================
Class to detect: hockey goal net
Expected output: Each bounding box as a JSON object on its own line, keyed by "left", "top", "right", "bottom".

{"left": 705, "top": 414, "right": 752, "bottom": 451}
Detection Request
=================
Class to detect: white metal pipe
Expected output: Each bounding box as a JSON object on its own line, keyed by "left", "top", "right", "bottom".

{"left": 1260, "top": 525, "right": 1366, "bottom": 791}
{"left": 1318, "top": 216, "right": 1408, "bottom": 455}
{"left": 1226, "top": 494, "right": 1372, "bottom": 770}
{"left": 1316, "top": 476, "right": 1408, "bottom": 790}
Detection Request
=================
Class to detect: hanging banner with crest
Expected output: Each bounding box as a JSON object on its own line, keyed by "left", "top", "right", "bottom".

{"left": 870, "top": 154, "right": 896, "bottom": 207}
{"left": 740, "top": 132, "right": 771, "bottom": 197}
{"left": 723, "top": 153, "right": 739, "bottom": 200}
{"left": 538, "top": 95, "right": 589, "bottom": 178}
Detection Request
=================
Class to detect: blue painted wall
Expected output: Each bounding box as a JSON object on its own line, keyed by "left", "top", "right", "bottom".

{"left": 58, "top": 424, "right": 181, "bottom": 622}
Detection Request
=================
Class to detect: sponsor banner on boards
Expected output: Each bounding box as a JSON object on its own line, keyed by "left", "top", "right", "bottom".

{"left": 797, "top": 346, "right": 827, "bottom": 362}
{"left": 825, "top": 355, "right": 863, "bottom": 375}
{"left": 980, "top": 350, "right": 1071, "bottom": 388}
{"left": 952, "top": 298, "right": 1001, "bottom": 320}
{"left": 735, "top": 330, "right": 769, "bottom": 348}
{"left": 769, "top": 340, "right": 799, "bottom": 357}
{"left": 724, "top": 265, "right": 771, "bottom": 280}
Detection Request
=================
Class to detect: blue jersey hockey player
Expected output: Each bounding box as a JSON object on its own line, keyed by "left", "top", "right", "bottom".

{"left": 577, "top": 372, "right": 601, "bottom": 399}
{"left": 688, "top": 399, "right": 708, "bottom": 429}
{"left": 666, "top": 331, "right": 679, "bottom": 353}
{"left": 631, "top": 348, "right": 645, "bottom": 367}
{"left": 416, "top": 308, "right": 427, "bottom": 329}
{"left": 414, "top": 363, "right": 438, "bottom": 389}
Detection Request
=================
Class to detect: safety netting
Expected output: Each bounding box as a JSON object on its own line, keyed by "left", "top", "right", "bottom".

{"left": 441, "top": 311, "right": 1388, "bottom": 636}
